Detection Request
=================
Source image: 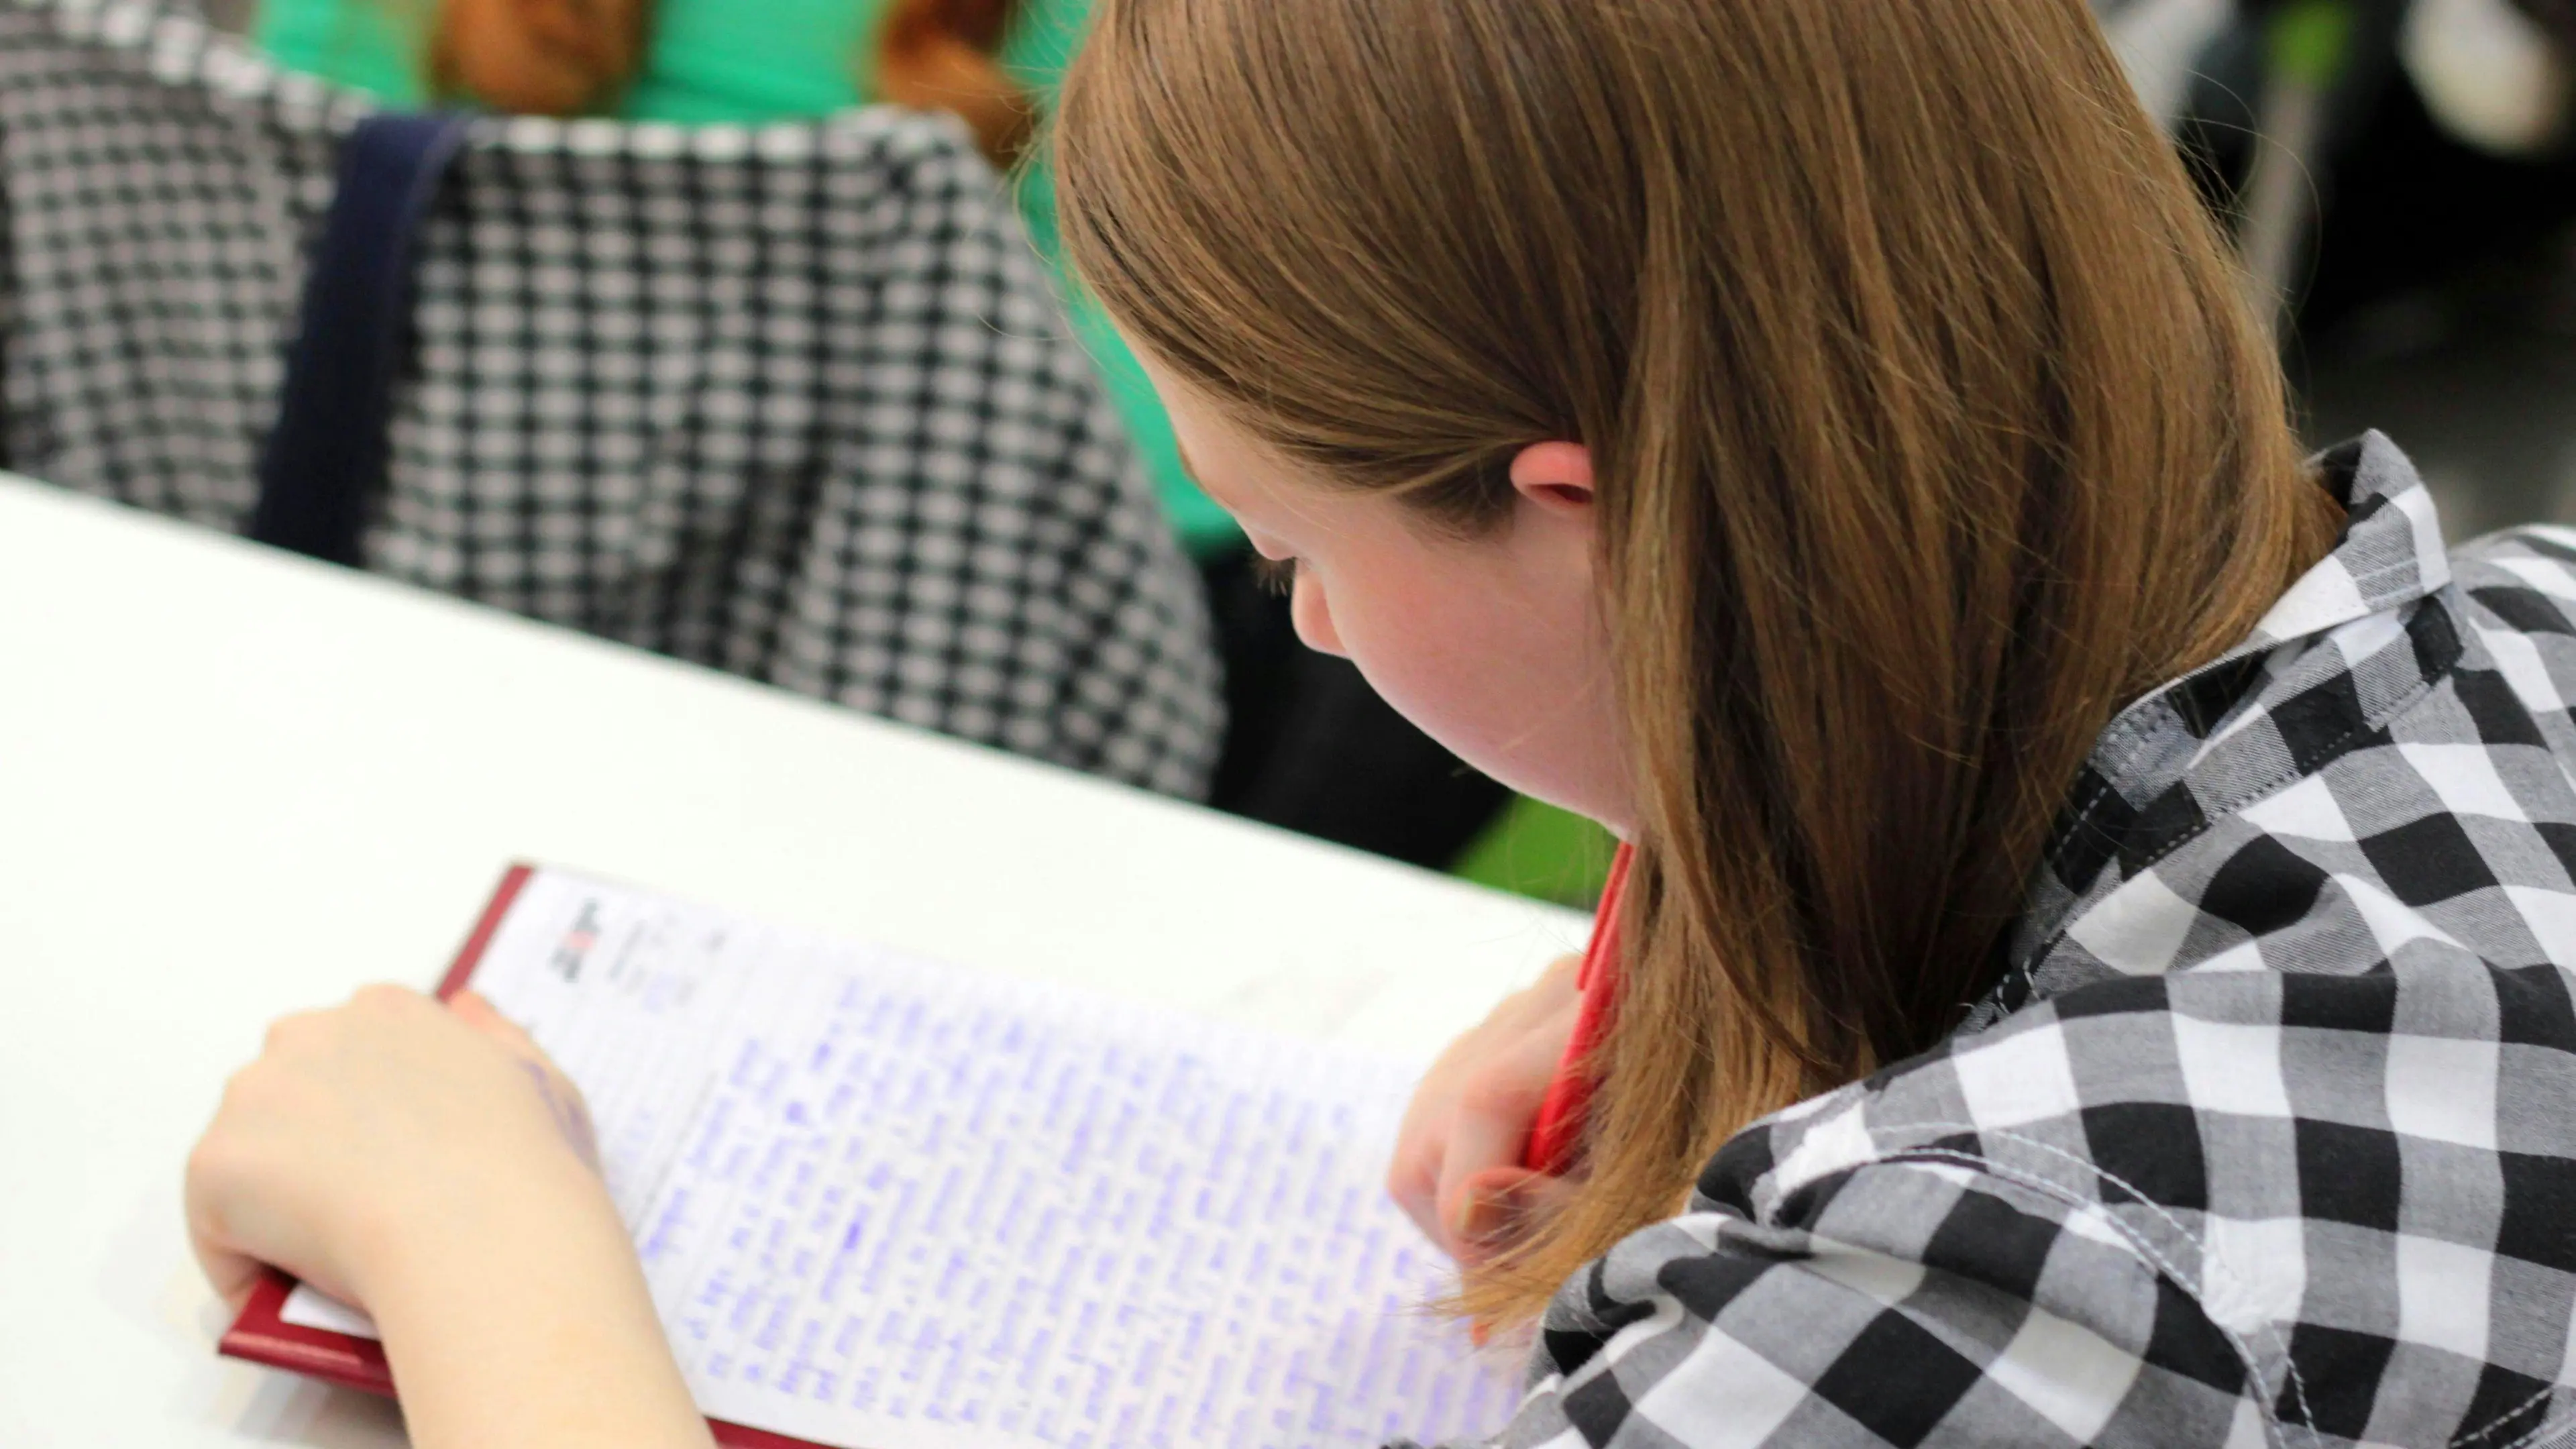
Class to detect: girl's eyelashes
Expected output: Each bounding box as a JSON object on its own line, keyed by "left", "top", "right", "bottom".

{"left": 1251, "top": 553, "right": 1300, "bottom": 596}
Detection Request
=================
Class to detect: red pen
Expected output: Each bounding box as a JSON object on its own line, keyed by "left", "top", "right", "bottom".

{"left": 1521, "top": 843, "right": 1633, "bottom": 1175}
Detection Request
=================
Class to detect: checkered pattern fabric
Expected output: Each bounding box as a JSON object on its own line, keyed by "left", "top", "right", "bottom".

{"left": 1438, "top": 433, "right": 2576, "bottom": 1448}
{"left": 0, "top": 0, "right": 1221, "bottom": 798}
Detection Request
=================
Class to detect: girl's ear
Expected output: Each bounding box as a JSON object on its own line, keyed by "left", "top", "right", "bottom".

{"left": 1508, "top": 441, "right": 1596, "bottom": 515}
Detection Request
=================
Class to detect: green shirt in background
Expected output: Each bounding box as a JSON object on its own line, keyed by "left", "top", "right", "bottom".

{"left": 252, "top": 0, "right": 1240, "bottom": 556}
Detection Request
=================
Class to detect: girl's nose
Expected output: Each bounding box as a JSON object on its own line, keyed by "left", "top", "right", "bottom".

{"left": 1289, "top": 571, "right": 1348, "bottom": 658}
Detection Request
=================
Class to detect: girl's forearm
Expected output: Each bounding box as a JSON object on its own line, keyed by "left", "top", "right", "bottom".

{"left": 364, "top": 1173, "right": 714, "bottom": 1449}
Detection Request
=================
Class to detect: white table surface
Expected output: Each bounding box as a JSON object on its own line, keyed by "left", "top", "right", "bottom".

{"left": 0, "top": 476, "right": 1587, "bottom": 1448}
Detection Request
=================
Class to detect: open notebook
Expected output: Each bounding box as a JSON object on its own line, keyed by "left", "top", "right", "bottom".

{"left": 221, "top": 866, "right": 1525, "bottom": 1448}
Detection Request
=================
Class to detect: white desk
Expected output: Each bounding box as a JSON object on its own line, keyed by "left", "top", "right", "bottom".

{"left": 0, "top": 477, "right": 1585, "bottom": 1448}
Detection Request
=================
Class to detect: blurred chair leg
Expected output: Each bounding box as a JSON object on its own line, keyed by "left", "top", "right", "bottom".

{"left": 2241, "top": 1, "right": 2349, "bottom": 331}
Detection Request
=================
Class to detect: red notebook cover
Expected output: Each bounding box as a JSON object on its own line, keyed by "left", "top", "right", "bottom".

{"left": 216, "top": 863, "right": 822, "bottom": 1449}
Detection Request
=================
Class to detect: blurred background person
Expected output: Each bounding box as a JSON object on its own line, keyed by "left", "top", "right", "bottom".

{"left": 239, "top": 0, "right": 1536, "bottom": 885}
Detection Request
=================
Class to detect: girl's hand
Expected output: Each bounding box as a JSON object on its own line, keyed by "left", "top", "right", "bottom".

{"left": 1387, "top": 953, "right": 1583, "bottom": 1266}
{"left": 188, "top": 986, "right": 711, "bottom": 1449}
{"left": 186, "top": 985, "right": 604, "bottom": 1313}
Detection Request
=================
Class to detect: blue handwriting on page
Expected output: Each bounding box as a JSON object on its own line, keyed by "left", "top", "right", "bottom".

{"left": 286, "top": 869, "right": 1523, "bottom": 1448}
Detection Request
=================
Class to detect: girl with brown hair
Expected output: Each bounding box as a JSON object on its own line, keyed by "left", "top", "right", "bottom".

{"left": 186, "top": 0, "right": 2576, "bottom": 1443}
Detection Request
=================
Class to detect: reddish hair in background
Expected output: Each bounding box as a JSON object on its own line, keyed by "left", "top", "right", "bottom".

{"left": 427, "top": 0, "right": 1034, "bottom": 164}
{"left": 873, "top": 0, "right": 1034, "bottom": 163}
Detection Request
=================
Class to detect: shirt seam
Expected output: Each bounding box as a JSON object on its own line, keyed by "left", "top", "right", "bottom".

{"left": 1850, "top": 1139, "right": 2314, "bottom": 1446}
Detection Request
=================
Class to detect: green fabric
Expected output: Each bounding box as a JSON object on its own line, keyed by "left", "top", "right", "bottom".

{"left": 996, "top": 0, "right": 1238, "bottom": 556}
{"left": 2266, "top": 0, "right": 2354, "bottom": 87}
{"left": 1450, "top": 796, "right": 1619, "bottom": 908}
{"left": 622, "top": 0, "right": 878, "bottom": 123}
{"left": 252, "top": 0, "right": 1240, "bottom": 555}
{"left": 255, "top": 0, "right": 427, "bottom": 104}
{"left": 255, "top": 0, "right": 879, "bottom": 119}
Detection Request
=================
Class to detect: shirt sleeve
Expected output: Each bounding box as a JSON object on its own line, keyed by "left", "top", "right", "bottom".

{"left": 1442, "top": 1161, "right": 2265, "bottom": 1449}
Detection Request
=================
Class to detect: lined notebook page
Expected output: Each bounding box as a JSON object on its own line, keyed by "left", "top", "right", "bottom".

{"left": 282, "top": 869, "right": 1524, "bottom": 1448}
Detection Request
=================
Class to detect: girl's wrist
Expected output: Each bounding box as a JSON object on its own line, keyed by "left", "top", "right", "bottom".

{"left": 350, "top": 1152, "right": 619, "bottom": 1320}
{"left": 359, "top": 1167, "right": 712, "bottom": 1449}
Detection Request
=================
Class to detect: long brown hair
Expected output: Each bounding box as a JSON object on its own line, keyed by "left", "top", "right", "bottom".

{"left": 423, "top": 0, "right": 1035, "bottom": 163}
{"left": 1055, "top": 0, "right": 2342, "bottom": 1323}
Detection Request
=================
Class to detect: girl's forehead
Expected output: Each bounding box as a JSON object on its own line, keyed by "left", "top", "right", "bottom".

{"left": 1166, "top": 403, "right": 1292, "bottom": 505}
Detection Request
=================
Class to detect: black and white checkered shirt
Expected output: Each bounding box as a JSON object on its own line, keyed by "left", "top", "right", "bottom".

{"left": 0, "top": 0, "right": 1221, "bottom": 798}
{"left": 1458, "top": 434, "right": 2576, "bottom": 1448}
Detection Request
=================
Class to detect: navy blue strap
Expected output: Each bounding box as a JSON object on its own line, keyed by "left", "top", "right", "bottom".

{"left": 250, "top": 113, "right": 474, "bottom": 566}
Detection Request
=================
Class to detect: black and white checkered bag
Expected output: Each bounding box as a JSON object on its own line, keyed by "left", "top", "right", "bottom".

{"left": 0, "top": 0, "right": 1223, "bottom": 799}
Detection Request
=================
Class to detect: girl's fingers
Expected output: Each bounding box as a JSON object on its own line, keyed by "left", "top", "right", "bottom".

{"left": 185, "top": 1118, "right": 293, "bottom": 1312}
{"left": 1388, "top": 1010, "right": 1547, "bottom": 1239}
{"left": 1430, "top": 1014, "right": 1582, "bottom": 1258}
{"left": 521, "top": 1057, "right": 603, "bottom": 1169}
{"left": 189, "top": 1224, "right": 264, "bottom": 1313}
{"left": 451, "top": 992, "right": 602, "bottom": 1169}
{"left": 1475, "top": 953, "right": 1584, "bottom": 1040}
{"left": 1529, "top": 951, "right": 1585, "bottom": 1008}
{"left": 184, "top": 1165, "right": 262, "bottom": 1311}
{"left": 184, "top": 987, "right": 623, "bottom": 1332}
{"left": 1387, "top": 1126, "right": 1448, "bottom": 1244}
{"left": 449, "top": 989, "right": 532, "bottom": 1051}
{"left": 1390, "top": 953, "right": 1591, "bottom": 1252}
{"left": 1450, "top": 1167, "right": 1575, "bottom": 1267}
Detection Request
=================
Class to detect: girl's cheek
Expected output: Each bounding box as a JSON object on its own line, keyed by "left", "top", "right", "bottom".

{"left": 1290, "top": 572, "right": 1348, "bottom": 657}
